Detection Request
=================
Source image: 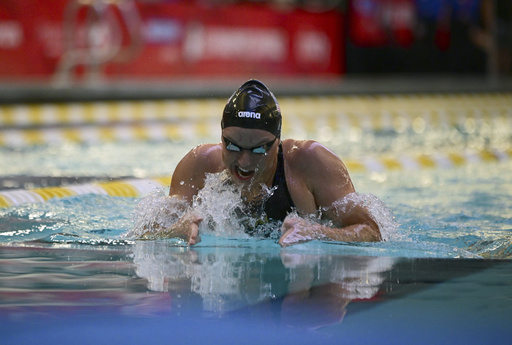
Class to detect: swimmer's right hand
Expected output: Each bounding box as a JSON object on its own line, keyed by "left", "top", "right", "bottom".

{"left": 182, "top": 213, "right": 203, "bottom": 245}
{"left": 141, "top": 213, "right": 203, "bottom": 245}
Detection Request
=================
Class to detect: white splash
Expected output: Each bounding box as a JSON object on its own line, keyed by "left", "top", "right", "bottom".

{"left": 126, "top": 171, "right": 273, "bottom": 240}
{"left": 330, "top": 192, "right": 399, "bottom": 241}
{"left": 124, "top": 188, "right": 189, "bottom": 238}
{"left": 192, "top": 171, "right": 250, "bottom": 237}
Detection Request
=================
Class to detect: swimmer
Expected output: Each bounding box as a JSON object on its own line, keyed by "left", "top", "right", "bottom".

{"left": 146, "top": 79, "right": 381, "bottom": 246}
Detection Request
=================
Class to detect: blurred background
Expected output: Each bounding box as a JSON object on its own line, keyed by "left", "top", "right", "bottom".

{"left": 0, "top": 0, "right": 511, "bottom": 101}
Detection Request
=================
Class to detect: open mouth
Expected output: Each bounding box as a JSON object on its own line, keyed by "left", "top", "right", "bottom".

{"left": 234, "top": 166, "right": 255, "bottom": 181}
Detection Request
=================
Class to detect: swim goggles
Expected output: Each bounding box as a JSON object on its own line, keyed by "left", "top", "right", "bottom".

{"left": 222, "top": 136, "right": 277, "bottom": 154}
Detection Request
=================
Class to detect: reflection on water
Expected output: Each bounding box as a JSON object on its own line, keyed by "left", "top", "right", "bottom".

{"left": 0, "top": 242, "right": 394, "bottom": 331}
{"left": 132, "top": 241, "right": 395, "bottom": 329}
{"left": 0, "top": 245, "right": 172, "bottom": 316}
{"left": 2, "top": 241, "right": 511, "bottom": 344}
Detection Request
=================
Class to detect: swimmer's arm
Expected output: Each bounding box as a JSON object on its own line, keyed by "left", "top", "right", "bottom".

{"left": 279, "top": 211, "right": 380, "bottom": 247}
{"left": 280, "top": 141, "right": 380, "bottom": 246}
{"left": 312, "top": 196, "right": 381, "bottom": 243}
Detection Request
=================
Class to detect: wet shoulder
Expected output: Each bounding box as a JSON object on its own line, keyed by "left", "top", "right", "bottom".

{"left": 181, "top": 143, "right": 224, "bottom": 173}
{"left": 281, "top": 139, "right": 339, "bottom": 168}
{"left": 281, "top": 139, "right": 349, "bottom": 184}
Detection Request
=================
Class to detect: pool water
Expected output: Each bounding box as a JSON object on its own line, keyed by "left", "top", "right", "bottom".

{"left": 1, "top": 145, "right": 510, "bottom": 259}
{"left": 1, "top": 94, "right": 512, "bottom": 343}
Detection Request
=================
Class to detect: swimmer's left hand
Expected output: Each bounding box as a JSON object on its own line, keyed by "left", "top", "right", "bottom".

{"left": 279, "top": 216, "right": 320, "bottom": 247}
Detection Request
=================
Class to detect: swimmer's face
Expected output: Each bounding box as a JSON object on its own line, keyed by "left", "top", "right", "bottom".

{"left": 221, "top": 127, "right": 279, "bottom": 188}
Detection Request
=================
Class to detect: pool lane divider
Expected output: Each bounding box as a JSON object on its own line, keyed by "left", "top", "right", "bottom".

{"left": 0, "top": 177, "right": 172, "bottom": 208}
{"left": 1, "top": 93, "right": 511, "bottom": 147}
{"left": 343, "top": 147, "right": 512, "bottom": 173}
{"left": 1, "top": 147, "right": 510, "bottom": 208}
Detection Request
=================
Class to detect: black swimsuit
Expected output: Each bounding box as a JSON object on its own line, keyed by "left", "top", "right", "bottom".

{"left": 263, "top": 143, "right": 295, "bottom": 221}
{"left": 241, "top": 144, "right": 295, "bottom": 238}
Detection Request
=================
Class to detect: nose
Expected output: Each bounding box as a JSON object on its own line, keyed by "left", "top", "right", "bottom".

{"left": 237, "top": 150, "right": 253, "bottom": 168}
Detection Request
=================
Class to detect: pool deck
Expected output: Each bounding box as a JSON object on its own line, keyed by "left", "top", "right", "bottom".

{"left": 1, "top": 75, "right": 512, "bottom": 104}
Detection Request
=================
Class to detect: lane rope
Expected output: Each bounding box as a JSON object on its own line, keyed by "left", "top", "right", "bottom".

{"left": 0, "top": 177, "right": 172, "bottom": 208}
{"left": 1, "top": 93, "right": 511, "bottom": 147}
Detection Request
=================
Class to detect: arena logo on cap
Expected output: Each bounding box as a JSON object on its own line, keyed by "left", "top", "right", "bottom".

{"left": 237, "top": 111, "right": 261, "bottom": 119}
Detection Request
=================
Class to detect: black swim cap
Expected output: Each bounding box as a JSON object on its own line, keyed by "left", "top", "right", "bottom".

{"left": 221, "top": 79, "right": 282, "bottom": 138}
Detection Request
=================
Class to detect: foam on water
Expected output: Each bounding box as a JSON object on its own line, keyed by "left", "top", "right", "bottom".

{"left": 127, "top": 170, "right": 398, "bottom": 246}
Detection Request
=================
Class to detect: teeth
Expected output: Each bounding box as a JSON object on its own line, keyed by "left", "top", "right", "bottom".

{"left": 237, "top": 167, "right": 253, "bottom": 177}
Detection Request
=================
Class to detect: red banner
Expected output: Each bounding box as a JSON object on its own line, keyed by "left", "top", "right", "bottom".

{"left": 0, "top": 1, "right": 344, "bottom": 81}
{"left": 349, "top": 0, "right": 415, "bottom": 47}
